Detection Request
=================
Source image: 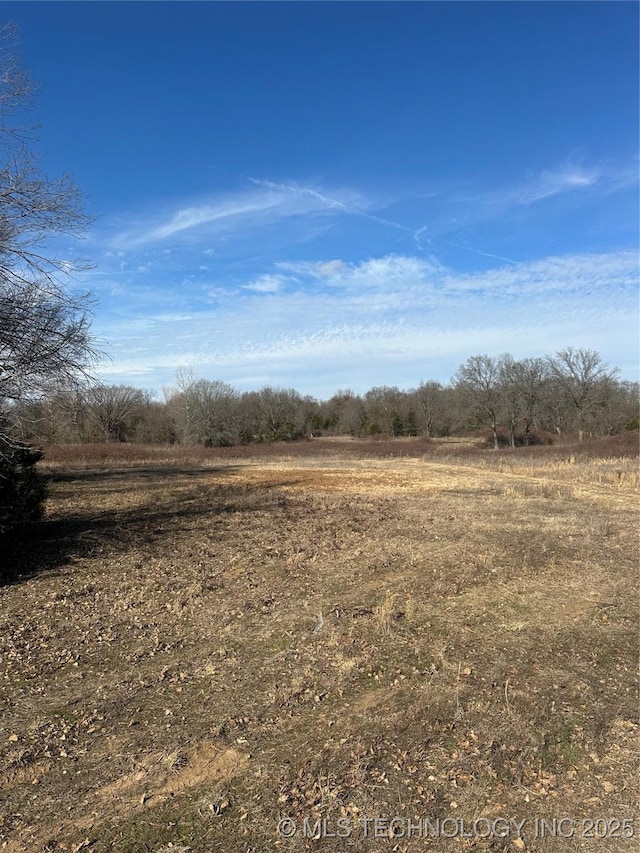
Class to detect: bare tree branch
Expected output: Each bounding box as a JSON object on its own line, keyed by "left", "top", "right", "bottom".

{"left": 0, "top": 23, "right": 98, "bottom": 445}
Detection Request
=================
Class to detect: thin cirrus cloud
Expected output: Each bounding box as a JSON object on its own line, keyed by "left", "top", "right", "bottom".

{"left": 113, "top": 192, "right": 289, "bottom": 248}
{"left": 513, "top": 164, "right": 600, "bottom": 205}
{"left": 434, "top": 160, "right": 636, "bottom": 234}
{"left": 112, "top": 181, "right": 364, "bottom": 250}
{"left": 476, "top": 160, "right": 637, "bottom": 211}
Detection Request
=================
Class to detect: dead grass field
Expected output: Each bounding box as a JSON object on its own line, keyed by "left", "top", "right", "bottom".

{"left": 0, "top": 438, "right": 638, "bottom": 852}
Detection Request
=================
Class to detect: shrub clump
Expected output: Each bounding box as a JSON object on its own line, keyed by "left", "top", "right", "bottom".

{"left": 0, "top": 439, "right": 46, "bottom": 538}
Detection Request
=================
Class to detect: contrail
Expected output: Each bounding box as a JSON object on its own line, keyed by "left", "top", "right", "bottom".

{"left": 414, "top": 224, "right": 519, "bottom": 265}
{"left": 248, "top": 176, "right": 352, "bottom": 213}
{"left": 247, "top": 176, "right": 412, "bottom": 234}
{"left": 248, "top": 174, "right": 520, "bottom": 265}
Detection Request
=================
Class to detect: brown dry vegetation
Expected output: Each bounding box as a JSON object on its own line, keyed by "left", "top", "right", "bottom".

{"left": 0, "top": 437, "right": 638, "bottom": 852}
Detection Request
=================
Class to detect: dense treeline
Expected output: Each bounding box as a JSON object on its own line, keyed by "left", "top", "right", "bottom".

{"left": 7, "top": 349, "right": 639, "bottom": 449}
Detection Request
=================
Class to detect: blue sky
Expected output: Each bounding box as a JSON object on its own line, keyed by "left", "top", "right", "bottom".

{"left": 5, "top": 1, "right": 639, "bottom": 398}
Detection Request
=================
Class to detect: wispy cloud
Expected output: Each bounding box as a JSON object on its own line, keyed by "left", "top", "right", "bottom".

{"left": 242, "top": 273, "right": 287, "bottom": 293}
{"left": 509, "top": 163, "right": 600, "bottom": 206}
{"left": 114, "top": 191, "right": 285, "bottom": 248}
{"left": 248, "top": 176, "right": 412, "bottom": 234}
{"left": 473, "top": 157, "right": 637, "bottom": 211}
{"left": 112, "top": 183, "right": 355, "bottom": 250}
{"left": 146, "top": 198, "right": 282, "bottom": 241}
{"left": 280, "top": 251, "right": 638, "bottom": 299}
{"left": 275, "top": 259, "right": 347, "bottom": 279}
{"left": 406, "top": 160, "right": 637, "bottom": 274}
{"left": 440, "top": 251, "right": 639, "bottom": 296}
{"left": 93, "top": 249, "right": 638, "bottom": 397}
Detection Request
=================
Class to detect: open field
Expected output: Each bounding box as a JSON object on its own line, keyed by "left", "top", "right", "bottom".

{"left": 1, "top": 438, "right": 638, "bottom": 852}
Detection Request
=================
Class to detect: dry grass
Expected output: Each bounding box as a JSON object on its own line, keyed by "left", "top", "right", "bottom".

{"left": 0, "top": 438, "right": 638, "bottom": 852}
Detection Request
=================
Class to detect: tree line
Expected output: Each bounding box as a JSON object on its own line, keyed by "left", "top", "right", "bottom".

{"left": 8, "top": 349, "right": 638, "bottom": 448}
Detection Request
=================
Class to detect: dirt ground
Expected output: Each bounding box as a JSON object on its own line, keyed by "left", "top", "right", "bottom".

{"left": 0, "top": 439, "right": 638, "bottom": 852}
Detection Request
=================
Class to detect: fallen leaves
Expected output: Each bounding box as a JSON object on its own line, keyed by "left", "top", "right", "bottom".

{"left": 0, "top": 450, "right": 637, "bottom": 851}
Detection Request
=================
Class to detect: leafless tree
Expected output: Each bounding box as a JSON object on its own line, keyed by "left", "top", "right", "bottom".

{"left": 253, "top": 386, "right": 305, "bottom": 441}
{"left": 455, "top": 355, "right": 502, "bottom": 449}
{"left": 0, "top": 280, "right": 94, "bottom": 405}
{"left": 413, "top": 380, "right": 444, "bottom": 438}
{"left": 547, "top": 348, "right": 619, "bottom": 441}
{"left": 497, "top": 355, "right": 521, "bottom": 448}
{"left": 86, "top": 384, "right": 152, "bottom": 443}
{"left": 363, "top": 385, "right": 405, "bottom": 435}
{"left": 497, "top": 355, "right": 548, "bottom": 447}
{"left": 11, "top": 389, "right": 87, "bottom": 443}
{"left": 0, "top": 24, "right": 96, "bottom": 442}
{"left": 165, "top": 372, "right": 238, "bottom": 445}
{"left": 510, "top": 357, "right": 548, "bottom": 442}
{"left": 318, "top": 390, "right": 364, "bottom": 436}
